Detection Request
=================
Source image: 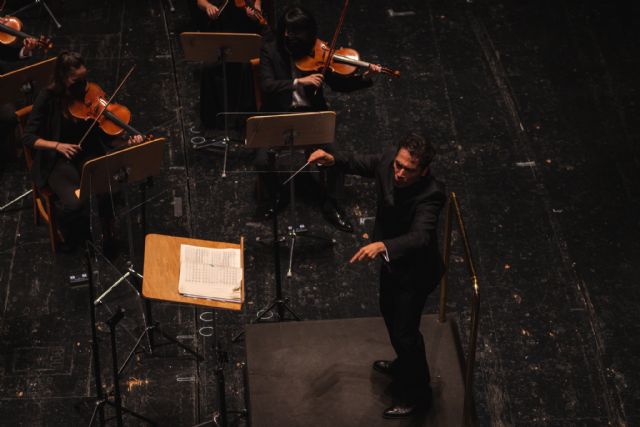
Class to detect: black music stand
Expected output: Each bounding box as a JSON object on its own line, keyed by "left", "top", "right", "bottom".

{"left": 0, "top": 57, "right": 55, "bottom": 106}
{"left": 245, "top": 111, "right": 336, "bottom": 321}
{"left": 180, "top": 32, "right": 261, "bottom": 178}
{"left": 8, "top": 0, "right": 62, "bottom": 29}
{"left": 85, "top": 250, "right": 156, "bottom": 427}
{"left": 0, "top": 57, "right": 56, "bottom": 212}
{"left": 78, "top": 138, "right": 201, "bottom": 372}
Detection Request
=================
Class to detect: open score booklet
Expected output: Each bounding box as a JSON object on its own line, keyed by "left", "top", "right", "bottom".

{"left": 178, "top": 244, "right": 242, "bottom": 302}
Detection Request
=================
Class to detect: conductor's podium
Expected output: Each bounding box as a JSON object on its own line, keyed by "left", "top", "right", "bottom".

{"left": 245, "top": 315, "right": 465, "bottom": 427}
{"left": 245, "top": 192, "right": 479, "bottom": 426}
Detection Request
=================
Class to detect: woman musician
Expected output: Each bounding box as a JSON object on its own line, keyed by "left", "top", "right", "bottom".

{"left": 21, "top": 51, "right": 144, "bottom": 253}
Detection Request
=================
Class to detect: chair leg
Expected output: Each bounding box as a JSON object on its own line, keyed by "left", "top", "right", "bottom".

{"left": 45, "top": 198, "right": 57, "bottom": 254}
{"left": 32, "top": 186, "right": 39, "bottom": 226}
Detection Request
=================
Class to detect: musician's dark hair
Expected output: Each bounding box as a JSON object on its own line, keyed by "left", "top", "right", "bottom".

{"left": 277, "top": 6, "right": 317, "bottom": 57}
{"left": 48, "top": 51, "right": 85, "bottom": 95}
{"left": 397, "top": 133, "right": 435, "bottom": 169}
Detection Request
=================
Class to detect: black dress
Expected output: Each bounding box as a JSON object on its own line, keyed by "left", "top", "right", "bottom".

{"left": 197, "top": 1, "right": 264, "bottom": 129}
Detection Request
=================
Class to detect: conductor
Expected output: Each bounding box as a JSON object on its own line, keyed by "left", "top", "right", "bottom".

{"left": 308, "top": 134, "right": 446, "bottom": 419}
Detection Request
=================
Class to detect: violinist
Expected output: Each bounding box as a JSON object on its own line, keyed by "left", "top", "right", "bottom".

{"left": 21, "top": 51, "right": 144, "bottom": 252}
{"left": 256, "top": 6, "right": 379, "bottom": 232}
{"left": 195, "top": 0, "right": 263, "bottom": 30}
{"left": 195, "top": 0, "right": 266, "bottom": 128}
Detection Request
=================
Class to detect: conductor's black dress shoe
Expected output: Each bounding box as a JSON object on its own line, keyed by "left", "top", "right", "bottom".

{"left": 382, "top": 403, "right": 420, "bottom": 419}
{"left": 372, "top": 360, "right": 395, "bottom": 376}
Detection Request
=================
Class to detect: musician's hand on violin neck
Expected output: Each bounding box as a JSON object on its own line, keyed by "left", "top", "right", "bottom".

{"left": 368, "top": 64, "right": 382, "bottom": 73}
{"left": 296, "top": 73, "right": 324, "bottom": 88}
{"left": 245, "top": 6, "right": 257, "bottom": 20}
{"left": 127, "top": 134, "right": 145, "bottom": 146}
{"left": 22, "top": 37, "right": 39, "bottom": 55}
{"left": 55, "top": 142, "right": 81, "bottom": 159}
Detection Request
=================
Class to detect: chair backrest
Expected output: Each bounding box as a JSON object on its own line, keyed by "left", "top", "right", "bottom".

{"left": 16, "top": 105, "right": 34, "bottom": 170}
{"left": 250, "top": 58, "right": 262, "bottom": 111}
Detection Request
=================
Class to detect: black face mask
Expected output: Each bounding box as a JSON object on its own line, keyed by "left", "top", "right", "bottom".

{"left": 67, "top": 78, "right": 87, "bottom": 100}
{"left": 284, "top": 35, "right": 312, "bottom": 59}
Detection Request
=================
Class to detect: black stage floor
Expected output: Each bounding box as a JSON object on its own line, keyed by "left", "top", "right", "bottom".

{"left": 245, "top": 316, "right": 465, "bottom": 427}
{"left": 1, "top": 0, "right": 639, "bottom": 426}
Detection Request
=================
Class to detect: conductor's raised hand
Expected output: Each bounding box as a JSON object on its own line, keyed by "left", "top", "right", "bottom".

{"left": 307, "top": 149, "right": 335, "bottom": 167}
{"left": 297, "top": 73, "right": 324, "bottom": 88}
{"left": 55, "top": 142, "right": 81, "bottom": 159}
{"left": 349, "top": 242, "right": 387, "bottom": 264}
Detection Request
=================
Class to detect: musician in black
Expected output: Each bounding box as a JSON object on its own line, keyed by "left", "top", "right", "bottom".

{"left": 257, "top": 6, "right": 379, "bottom": 232}
{"left": 22, "top": 51, "right": 143, "bottom": 252}
{"left": 195, "top": 0, "right": 266, "bottom": 128}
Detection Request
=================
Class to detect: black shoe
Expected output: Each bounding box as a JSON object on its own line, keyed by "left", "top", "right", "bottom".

{"left": 382, "top": 403, "right": 420, "bottom": 419}
{"left": 372, "top": 360, "right": 395, "bottom": 376}
{"left": 322, "top": 205, "right": 353, "bottom": 233}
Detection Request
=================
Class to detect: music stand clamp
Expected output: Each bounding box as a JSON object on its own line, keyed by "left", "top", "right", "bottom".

{"left": 244, "top": 111, "right": 336, "bottom": 322}
{"left": 180, "top": 32, "right": 262, "bottom": 178}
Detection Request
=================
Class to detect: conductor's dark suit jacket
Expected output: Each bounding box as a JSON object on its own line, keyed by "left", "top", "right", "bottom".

{"left": 259, "top": 34, "right": 373, "bottom": 112}
{"left": 334, "top": 148, "right": 446, "bottom": 291}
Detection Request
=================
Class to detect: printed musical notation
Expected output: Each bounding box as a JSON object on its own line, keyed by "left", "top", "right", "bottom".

{"left": 178, "top": 244, "right": 242, "bottom": 302}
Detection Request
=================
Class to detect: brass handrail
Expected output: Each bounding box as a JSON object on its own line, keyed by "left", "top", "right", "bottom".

{"left": 437, "top": 191, "right": 481, "bottom": 426}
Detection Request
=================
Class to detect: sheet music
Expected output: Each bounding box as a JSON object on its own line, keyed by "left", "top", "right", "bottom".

{"left": 178, "top": 244, "right": 242, "bottom": 302}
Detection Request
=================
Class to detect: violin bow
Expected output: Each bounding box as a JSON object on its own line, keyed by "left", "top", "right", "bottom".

{"left": 320, "top": 0, "right": 350, "bottom": 81}
{"left": 77, "top": 65, "right": 136, "bottom": 148}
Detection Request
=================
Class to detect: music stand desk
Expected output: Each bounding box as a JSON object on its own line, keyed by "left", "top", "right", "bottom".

{"left": 76, "top": 137, "right": 165, "bottom": 200}
{"left": 180, "top": 32, "right": 261, "bottom": 63}
{"left": 0, "top": 57, "right": 56, "bottom": 105}
{"left": 142, "top": 233, "right": 244, "bottom": 311}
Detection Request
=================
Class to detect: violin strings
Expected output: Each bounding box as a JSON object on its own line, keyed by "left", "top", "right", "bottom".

{"left": 77, "top": 65, "right": 136, "bottom": 147}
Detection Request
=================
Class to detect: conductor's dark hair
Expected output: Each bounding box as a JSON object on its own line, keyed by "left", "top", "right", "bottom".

{"left": 397, "top": 134, "right": 435, "bottom": 169}
{"left": 277, "top": 6, "right": 317, "bottom": 55}
{"left": 49, "top": 51, "right": 85, "bottom": 95}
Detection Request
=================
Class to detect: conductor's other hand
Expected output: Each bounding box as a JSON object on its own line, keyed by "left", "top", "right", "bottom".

{"left": 128, "top": 134, "right": 145, "bottom": 146}
{"left": 56, "top": 142, "right": 81, "bottom": 159}
{"left": 349, "top": 242, "right": 387, "bottom": 264}
{"left": 297, "top": 74, "right": 324, "bottom": 88}
{"left": 202, "top": 3, "right": 220, "bottom": 20}
{"left": 308, "top": 149, "right": 335, "bottom": 167}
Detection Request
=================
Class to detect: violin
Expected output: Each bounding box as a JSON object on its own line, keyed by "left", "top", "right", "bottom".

{"left": 0, "top": 16, "right": 53, "bottom": 50}
{"left": 217, "top": 0, "right": 266, "bottom": 25}
{"left": 68, "top": 82, "right": 150, "bottom": 143}
{"left": 295, "top": 39, "right": 400, "bottom": 78}
{"left": 233, "top": 0, "right": 267, "bottom": 26}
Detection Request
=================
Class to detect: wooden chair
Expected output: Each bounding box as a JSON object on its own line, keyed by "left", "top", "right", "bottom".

{"left": 250, "top": 58, "right": 262, "bottom": 111}
{"left": 16, "top": 105, "right": 62, "bottom": 254}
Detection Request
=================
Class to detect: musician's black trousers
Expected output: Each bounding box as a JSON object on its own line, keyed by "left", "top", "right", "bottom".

{"left": 47, "top": 157, "right": 112, "bottom": 244}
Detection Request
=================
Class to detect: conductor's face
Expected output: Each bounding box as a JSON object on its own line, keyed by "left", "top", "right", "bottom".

{"left": 393, "top": 148, "right": 428, "bottom": 188}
